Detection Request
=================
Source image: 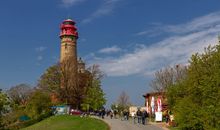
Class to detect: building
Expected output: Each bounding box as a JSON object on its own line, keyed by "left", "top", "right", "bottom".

{"left": 78, "top": 57, "right": 85, "bottom": 73}
{"left": 59, "top": 19, "right": 79, "bottom": 89}
{"left": 60, "top": 19, "right": 78, "bottom": 62}
{"left": 143, "top": 92, "right": 168, "bottom": 115}
{"left": 51, "top": 19, "right": 86, "bottom": 106}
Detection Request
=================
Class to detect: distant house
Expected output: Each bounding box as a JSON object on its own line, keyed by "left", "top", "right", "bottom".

{"left": 129, "top": 106, "right": 148, "bottom": 116}
{"left": 143, "top": 92, "right": 168, "bottom": 115}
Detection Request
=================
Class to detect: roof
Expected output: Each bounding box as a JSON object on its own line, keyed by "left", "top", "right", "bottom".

{"left": 143, "top": 91, "right": 165, "bottom": 98}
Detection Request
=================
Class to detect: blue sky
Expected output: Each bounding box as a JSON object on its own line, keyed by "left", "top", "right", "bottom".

{"left": 1, "top": 0, "right": 220, "bottom": 107}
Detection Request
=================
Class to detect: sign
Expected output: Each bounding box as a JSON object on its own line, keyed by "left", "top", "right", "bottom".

{"left": 52, "top": 105, "right": 70, "bottom": 115}
{"left": 155, "top": 112, "right": 162, "bottom": 121}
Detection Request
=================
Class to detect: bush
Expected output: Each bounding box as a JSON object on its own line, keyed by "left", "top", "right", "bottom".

{"left": 6, "top": 111, "right": 52, "bottom": 130}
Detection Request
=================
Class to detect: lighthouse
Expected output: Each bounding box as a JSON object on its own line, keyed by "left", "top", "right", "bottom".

{"left": 60, "top": 19, "right": 78, "bottom": 62}
{"left": 59, "top": 19, "right": 78, "bottom": 89}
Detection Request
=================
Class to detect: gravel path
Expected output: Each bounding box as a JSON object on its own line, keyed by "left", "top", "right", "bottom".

{"left": 101, "top": 117, "right": 165, "bottom": 130}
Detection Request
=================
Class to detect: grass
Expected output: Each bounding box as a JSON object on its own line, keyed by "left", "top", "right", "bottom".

{"left": 21, "top": 115, "right": 109, "bottom": 130}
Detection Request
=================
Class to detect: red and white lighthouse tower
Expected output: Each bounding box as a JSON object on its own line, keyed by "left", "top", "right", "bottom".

{"left": 59, "top": 19, "right": 79, "bottom": 89}
{"left": 60, "top": 19, "right": 78, "bottom": 62}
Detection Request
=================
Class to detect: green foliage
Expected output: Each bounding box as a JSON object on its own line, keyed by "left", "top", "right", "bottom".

{"left": 38, "top": 64, "right": 61, "bottom": 94}
{"left": 167, "top": 44, "right": 220, "bottom": 130}
{"left": 0, "top": 90, "right": 10, "bottom": 129}
{"left": 83, "top": 80, "right": 106, "bottom": 110}
{"left": 37, "top": 63, "right": 106, "bottom": 110}
{"left": 0, "top": 90, "right": 10, "bottom": 115}
{"left": 2, "top": 105, "right": 26, "bottom": 128}
{"left": 111, "top": 103, "right": 117, "bottom": 110}
{"left": 25, "top": 91, "right": 52, "bottom": 119}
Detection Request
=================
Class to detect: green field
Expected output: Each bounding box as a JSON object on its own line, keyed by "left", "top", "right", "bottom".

{"left": 21, "top": 115, "right": 109, "bottom": 130}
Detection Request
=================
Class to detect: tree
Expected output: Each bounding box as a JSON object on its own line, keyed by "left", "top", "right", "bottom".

{"left": 167, "top": 44, "right": 220, "bottom": 129}
{"left": 150, "top": 65, "right": 187, "bottom": 93}
{"left": 38, "top": 62, "right": 106, "bottom": 110}
{"left": 82, "top": 80, "right": 106, "bottom": 111}
{"left": 38, "top": 64, "right": 62, "bottom": 105}
{"left": 82, "top": 64, "right": 106, "bottom": 111}
{"left": 2, "top": 85, "right": 32, "bottom": 129}
{"left": 116, "top": 91, "right": 131, "bottom": 112}
{"left": 25, "top": 90, "right": 52, "bottom": 119}
{"left": 7, "top": 84, "right": 33, "bottom": 106}
{"left": 59, "top": 59, "right": 90, "bottom": 108}
{"left": 38, "top": 64, "right": 61, "bottom": 93}
{"left": 0, "top": 90, "right": 10, "bottom": 128}
{"left": 38, "top": 61, "right": 81, "bottom": 106}
{"left": 87, "top": 64, "right": 105, "bottom": 80}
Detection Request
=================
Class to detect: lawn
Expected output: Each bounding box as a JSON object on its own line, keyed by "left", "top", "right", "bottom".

{"left": 21, "top": 115, "right": 109, "bottom": 130}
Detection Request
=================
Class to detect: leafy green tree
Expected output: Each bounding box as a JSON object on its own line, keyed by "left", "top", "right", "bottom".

{"left": 38, "top": 63, "right": 106, "bottom": 110}
{"left": 83, "top": 80, "right": 106, "bottom": 111}
{"left": 167, "top": 44, "right": 220, "bottom": 130}
{"left": 0, "top": 90, "right": 10, "bottom": 129}
{"left": 25, "top": 91, "right": 52, "bottom": 119}
{"left": 38, "top": 64, "right": 61, "bottom": 95}
{"left": 82, "top": 65, "right": 106, "bottom": 111}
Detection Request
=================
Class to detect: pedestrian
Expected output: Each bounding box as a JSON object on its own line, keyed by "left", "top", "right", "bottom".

{"left": 142, "top": 110, "right": 148, "bottom": 125}
{"left": 122, "top": 110, "right": 127, "bottom": 121}
{"left": 165, "top": 111, "right": 169, "bottom": 124}
{"left": 136, "top": 109, "right": 142, "bottom": 124}
{"left": 131, "top": 110, "right": 136, "bottom": 124}
{"left": 113, "top": 110, "right": 117, "bottom": 119}
{"left": 126, "top": 110, "right": 129, "bottom": 121}
{"left": 101, "top": 109, "right": 105, "bottom": 119}
{"left": 110, "top": 110, "right": 113, "bottom": 119}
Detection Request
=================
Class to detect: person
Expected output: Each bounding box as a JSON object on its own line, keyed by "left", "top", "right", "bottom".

{"left": 123, "top": 109, "right": 129, "bottom": 121}
{"left": 136, "top": 109, "right": 142, "bottom": 124}
{"left": 142, "top": 110, "right": 148, "bottom": 125}
{"left": 110, "top": 110, "right": 113, "bottom": 119}
{"left": 101, "top": 109, "right": 105, "bottom": 119}
{"left": 121, "top": 110, "right": 126, "bottom": 121}
{"left": 131, "top": 111, "right": 136, "bottom": 124}
{"left": 113, "top": 110, "right": 117, "bottom": 119}
{"left": 165, "top": 111, "right": 169, "bottom": 124}
{"left": 125, "top": 110, "right": 129, "bottom": 121}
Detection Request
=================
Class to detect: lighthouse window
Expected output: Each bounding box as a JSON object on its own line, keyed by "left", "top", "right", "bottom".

{"left": 65, "top": 43, "right": 67, "bottom": 49}
{"left": 63, "top": 21, "right": 74, "bottom": 25}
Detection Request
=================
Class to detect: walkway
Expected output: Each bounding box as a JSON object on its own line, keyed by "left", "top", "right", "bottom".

{"left": 100, "top": 117, "right": 167, "bottom": 130}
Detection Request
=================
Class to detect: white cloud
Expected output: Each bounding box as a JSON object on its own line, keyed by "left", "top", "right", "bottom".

{"left": 136, "top": 12, "right": 220, "bottom": 37}
{"left": 61, "top": 0, "right": 85, "bottom": 8}
{"left": 79, "top": 38, "right": 87, "bottom": 42}
{"left": 82, "top": 0, "right": 121, "bottom": 24}
{"left": 35, "top": 46, "right": 47, "bottom": 52}
{"left": 37, "top": 56, "right": 43, "bottom": 61}
{"left": 99, "top": 45, "right": 122, "bottom": 54}
{"left": 167, "top": 12, "right": 220, "bottom": 34}
{"left": 88, "top": 11, "right": 220, "bottom": 77}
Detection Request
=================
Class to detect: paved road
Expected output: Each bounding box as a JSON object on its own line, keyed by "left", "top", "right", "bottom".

{"left": 101, "top": 117, "right": 165, "bottom": 130}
